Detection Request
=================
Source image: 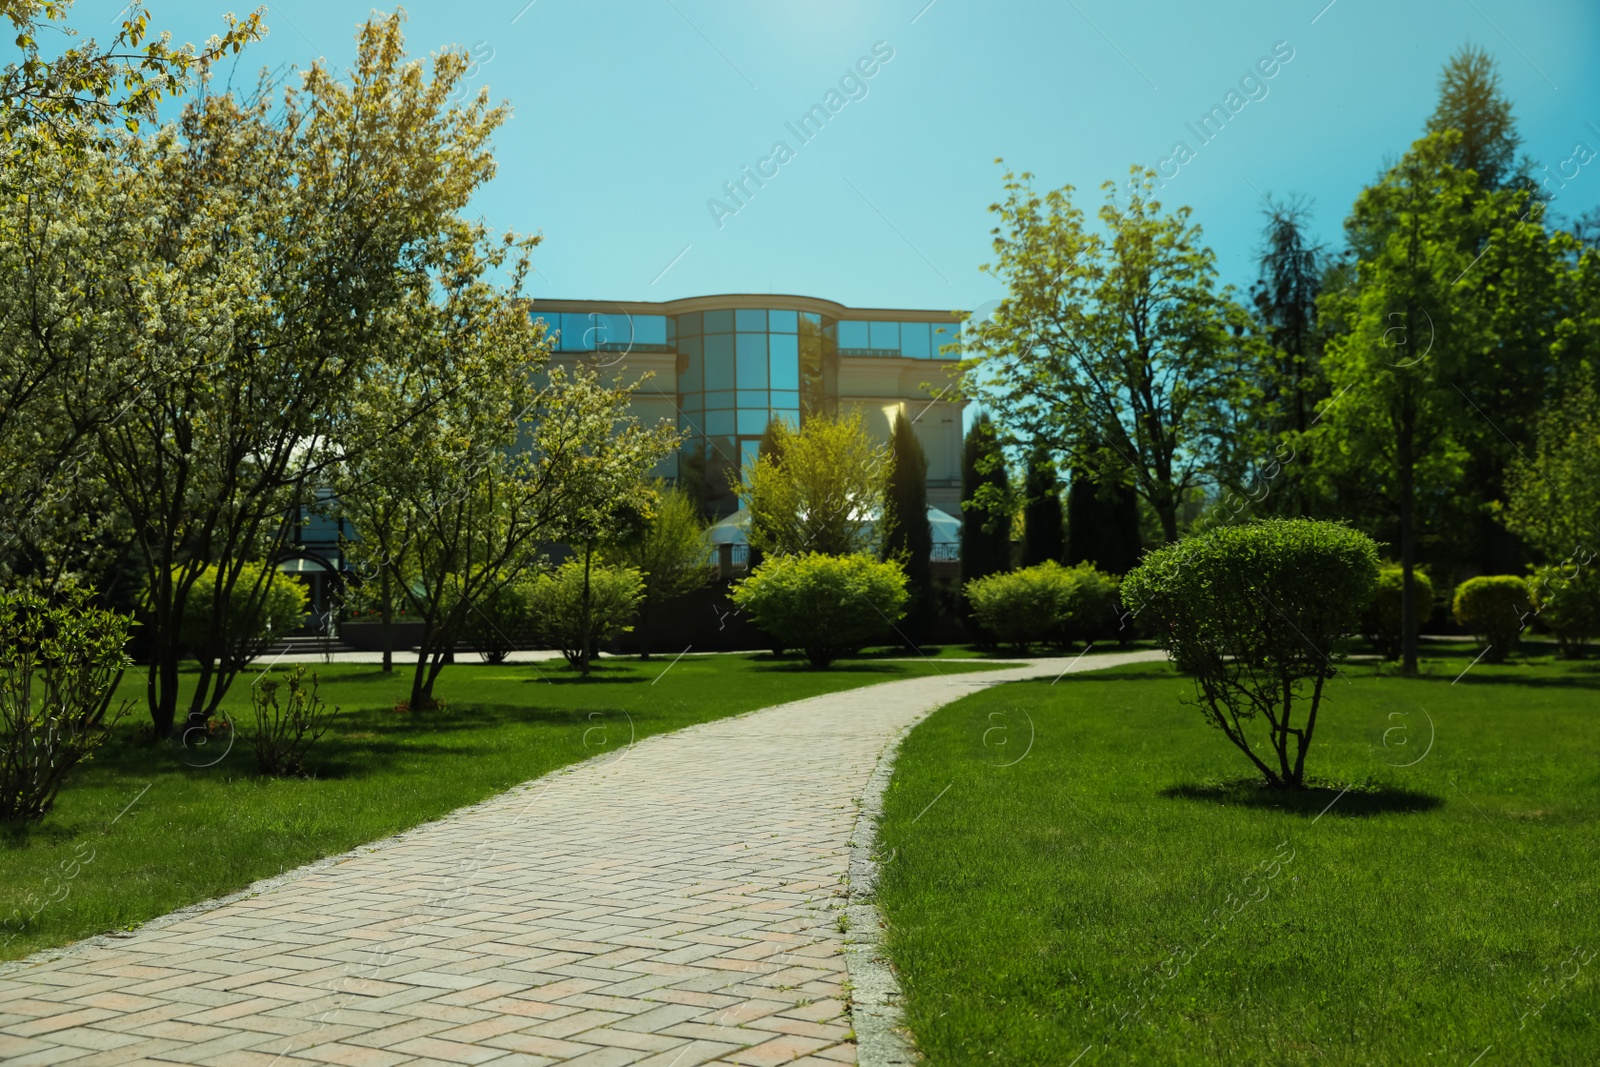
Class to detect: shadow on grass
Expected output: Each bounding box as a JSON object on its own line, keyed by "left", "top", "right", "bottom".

{"left": 1160, "top": 778, "right": 1443, "bottom": 817}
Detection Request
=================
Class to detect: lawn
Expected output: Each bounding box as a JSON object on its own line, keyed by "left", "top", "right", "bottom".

{"left": 875, "top": 641, "right": 1600, "bottom": 1065}
{"left": 2, "top": 651, "right": 1000, "bottom": 962}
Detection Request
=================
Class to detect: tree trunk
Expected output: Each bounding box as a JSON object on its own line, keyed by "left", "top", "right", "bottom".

{"left": 1399, "top": 386, "right": 1419, "bottom": 677}
{"left": 578, "top": 542, "right": 594, "bottom": 676}
{"left": 380, "top": 567, "right": 393, "bottom": 674}
{"left": 638, "top": 595, "right": 652, "bottom": 660}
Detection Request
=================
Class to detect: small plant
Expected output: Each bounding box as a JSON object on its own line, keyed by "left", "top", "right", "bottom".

{"left": 1526, "top": 564, "right": 1600, "bottom": 659}
{"left": 0, "top": 586, "right": 133, "bottom": 822}
{"left": 531, "top": 560, "right": 644, "bottom": 668}
{"left": 964, "top": 561, "right": 1119, "bottom": 651}
{"left": 169, "top": 561, "right": 311, "bottom": 669}
{"left": 1122, "top": 519, "right": 1379, "bottom": 790}
{"left": 244, "top": 666, "right": 339, "bottom": 776}
{"left": 732, "top": 553, "right": 908, "bottom": 669}
{"left": 1363, "top": 564, "right": 1434, "bottom": 660}
{"left": 1453, "top": 575, "right": 1533, "bottom": 663}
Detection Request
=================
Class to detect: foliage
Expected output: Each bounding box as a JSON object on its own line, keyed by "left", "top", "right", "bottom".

{"left": 960, "top": 413, "right": 1012, "bottom": 584}
{"left": 731, "top": 553, "right": 908, "bottom": 669}
{"left": 0, "top": 0, "right": 261, "bottom": 138}
{"left": 1064, "top": 461, "right": 1142, "bottom": 575}
{"left": 1526, "top": 563, "right": 1600, "bottom": 659}
{"left": 1122, "top": 519, "right": 1380, "bottom": 788}
{"left": 602, "top": 482, "right": 712, "bottom": 658}
{"left": 456, "top": 578, "right": 537, "bottom": 665}
{"left": 1310, "top": 129, "right": 1562, "bottom": 671}
{"left": 1500, "top": 382, "right": 1600, "bottom": 569}
{"left": 173, "top": 562, "right": 309, "bottom": 670}
{"left": 0, "top": 585, "right": 131, "bottom": 822}
{"left": 961, "top": 165, "right": 1269, "bottom": 542}
{"left": 1020, "top": 446, "right": 1065, "bottom": 566}
{"left": 1452, "top": 575, "right": 1532, "bottom": 663}
{"left": 1424, "top": 44, "right": 1524, "bottom": 191}
{"left": 882, "top": 412, "right": 933, "bottom": 644}
{"left": 243, "top": 666, "right": 339, "bottom": 777}
{"left": 964, "top": 561, "right": 1118, "bottom": 652}
{"left": 1363, "top": 564, "right": 1434, "bottom": 660}
{"left": 531, "top": 560, "right": 644, "bottom": 668}
{"left": 738, "top": 410, "right": 887, "bottom": 557}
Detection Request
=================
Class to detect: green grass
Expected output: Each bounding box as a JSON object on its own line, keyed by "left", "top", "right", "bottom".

{"left": 2, "top": 651, "right": 1000, "bottom": 962}
{"left": 876, "top": 642, "right": 1600, "bottom": 1065}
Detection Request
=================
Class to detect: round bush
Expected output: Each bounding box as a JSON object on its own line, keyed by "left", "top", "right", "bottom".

{"left": 1527, "top": 564, "right": 1600, "bottom": 659}
{"left": 731, "top": 553, "right": 908, "bottom": 669}
{"left": 1453, "top": 575, "right": 1532, "bottom": 663}
{"left": 459, "top": 579, "right": 538, "bottom": 664}
{"left": 1363, "top": 564, "right": 1434, "bottom": 660}
{"left": 1121, "top": 519, "right": 1379, "bottom": 789}
{"left": 531, "top": 561, "right": 644, "bottom": 667}
{"left": 965, "top": 561, "right": 1119, "bottom": 651}
{"left": 176, "top": 561, "right": 310, "bottom": 667}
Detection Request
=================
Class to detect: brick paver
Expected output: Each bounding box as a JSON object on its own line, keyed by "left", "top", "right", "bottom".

{"left": 0, "top": 651, "right": 1160, "bottom": 1065}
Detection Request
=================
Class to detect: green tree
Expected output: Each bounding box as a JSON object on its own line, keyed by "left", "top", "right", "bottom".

{"left": 961, "top": 166, "right": 1268, "bottom": 542}
{"left": 602, "top": 482, "right": 713, "bottom": 659}
{"left": 960, "top": 414, "right": 1012, "bottom": 592}
{"left": 882, "top": 412, "right": 933, "bottom": 646}
{"left": 1425, "top": 44, "right": 1524, "bottom": 192}
{"left": 731, "top": 553, "right": 907, "bottom": 669}
{"left": 1064, "top": 459, "right": 1142, "bottom": 576}
{"left": 743, "top": 417, "right": 791, "bottom": 575}
{"left": 1020, "top": 445, "right": 1064, "bottom": 567}
{"left": 532, "top": 561, "right": 645, "bottom": 669}
{"left": 1314, "top": 131, "right": 1561, "bottom": 674}
{"left": 738, "top": 410, "right": 887, "bottom": 557}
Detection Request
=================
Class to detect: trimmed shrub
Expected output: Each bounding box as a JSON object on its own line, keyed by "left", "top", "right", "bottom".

{"left": 177, "top": 561, "right": 310, "bottom": 668}
{"left": 1, "top": 586, "right": 133, "bottom": 822}
{"left": 1363, "top": 564, "right": 1434, "bottom": 660}
{"left": 531, "top": 561, "right": 644, "bottom": 668}
{"left": 1526, "top": 564, "right": 1600, "bottom": 659}
{"left": 1122, "top": 519, "right": 1379, "bottom": 789}
{"left": 459, "top": 579, "right": 538, "bottom": 664}
{"left": 964, "top": 561, "right": 1119, "bottom": 651}
{"left": 731, "top": 553, "right": 908, "bottom": 669}
{"left": 1453, "top": 575, "right": 1533, "bottom": 663}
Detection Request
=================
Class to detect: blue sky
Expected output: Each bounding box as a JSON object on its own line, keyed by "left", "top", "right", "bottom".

{"left": 150, "top": 0, "right": 1599, "bottom": 314}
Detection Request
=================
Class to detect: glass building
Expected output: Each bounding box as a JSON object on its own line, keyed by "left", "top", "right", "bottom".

{"left": 532, "top": 295, "right": 966, "bottom": 515}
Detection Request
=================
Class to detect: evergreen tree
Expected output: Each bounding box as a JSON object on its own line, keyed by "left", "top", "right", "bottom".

{"left": 1425, "top": 45, "right": 1523, "bottom": 191}
{"left": 960, "top": 413, "right": 1012, "bottom": 587}
{"left": 1065, "top": 464, "right": 1142, "bottom": 575}
{"left": 1021, "top": 446, "right": 1065, "bottom": 566}
{"left": 882, "top": 412, "right": 933, "bottom": 646}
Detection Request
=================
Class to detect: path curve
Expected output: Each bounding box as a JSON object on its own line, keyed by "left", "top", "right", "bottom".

{"left": 1, "top": 650, "right": 1162, "bottom": 1067}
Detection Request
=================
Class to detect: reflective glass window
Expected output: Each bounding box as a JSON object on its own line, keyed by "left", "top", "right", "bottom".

{"left": 736, "top": 308, "right": 766, "bottom": 331}
{"left": 598, "top": 313, "right": 634, "bottom": 349}
{"left": 869, "top": 321, "right": 899, "bottom": 351}
{"left": 774, "top": 407, "right": 800, "bottom": 428}
{"left": 771, "top": 390, "right": 800, "bottom": 410}
{"left": 737, "top": 390, "right": 768, "bottom": 409}
{"left": 704, "top": 334, "right": 735, "bottom": 387}
{"left": 705, "top": 309, "right": 734, "bottom": 333}
{"left": 741, "top": 438, "right": 762, "bottom": 472}
{"left": 837, "top": 321, "right": 869, "bottom": 349}
{"left": 737, "top": 409, "right": 769, "bottom": 435}
{"left": 933, "top": 323, "right": 959, "bottom": 356}
{"left": 633, "top": 315, "right": 668, "bottom": 346}
{"left": 678, "top": 412, "right": 701, "bottom": 435}
{"left": 561, "top": 313, "right": 596, "bottom": 351}
{"left": 677, "top": 311, "right": 702, "bottom": 336}
{"left": 768, "top": 335, "right": 799, "bottom": 388}
{"left": 801, "top": 311, "right": 822, "bottom": 326}
{"left": 678, "top": 350, "right": 702, "bottom": 393}
{"left": 768, "top": 309, "right": 798, "bottom": 333}
{"left": 899, "top": 322, "right": 931, "bottom": 359}
{"left": 705, "top": 411, "right": 735, "bottom": 436}
{"left": 705, "top": 390, "right": 735, "bottom": 410}
{"left": 736, "top": 334, "right": 768, "bottom": 387}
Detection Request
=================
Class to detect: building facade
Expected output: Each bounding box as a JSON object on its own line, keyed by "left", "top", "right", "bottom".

{"left": 532, "top": 294, "right": 967, "bottom": 515}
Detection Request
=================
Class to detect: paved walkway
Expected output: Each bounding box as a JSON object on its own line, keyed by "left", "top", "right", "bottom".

{"left": 1, "top": 650, "right": 1162, "bottom": 1067}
